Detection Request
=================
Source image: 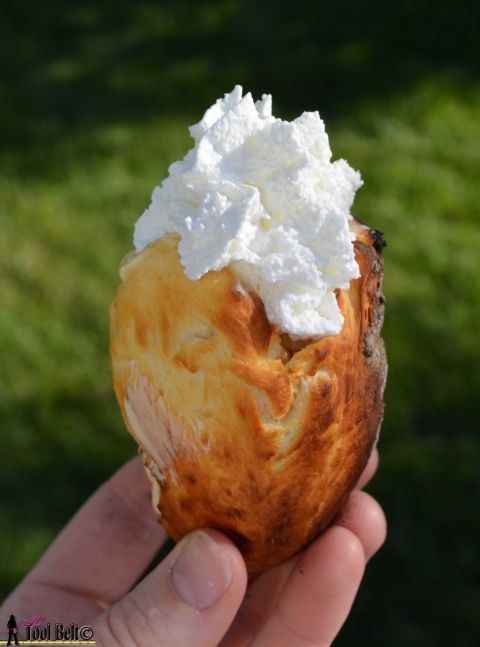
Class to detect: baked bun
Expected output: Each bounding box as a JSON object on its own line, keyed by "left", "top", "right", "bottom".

{"left": 109, "top": 221, "right": 386, "bottom": 573}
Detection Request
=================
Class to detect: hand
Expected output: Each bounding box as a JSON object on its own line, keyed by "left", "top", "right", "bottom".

{"left": 1, "top": 451, "right": 386, "bottom": 646}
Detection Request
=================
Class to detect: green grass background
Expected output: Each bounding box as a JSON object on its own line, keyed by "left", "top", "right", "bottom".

{"left": 1, "top": 2, "right": 479, "bottom": 644}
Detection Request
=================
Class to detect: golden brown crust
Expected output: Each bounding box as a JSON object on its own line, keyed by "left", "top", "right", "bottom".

{"left": 110, "top": 224, "right": 387, "bottom": 573}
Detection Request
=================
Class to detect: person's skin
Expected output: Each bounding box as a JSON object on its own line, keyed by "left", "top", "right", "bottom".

{"left": 1, "top": 450, "right": 386, "bottom": 646}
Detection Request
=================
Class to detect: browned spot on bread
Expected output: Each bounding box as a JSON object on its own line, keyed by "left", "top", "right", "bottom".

{"left": 179, "top": 498, "right": 193, "bottom": 513}
{"left": 230, "top": 361, "right": 293, "bottom": 417}
{"left": 222, "top": 448, "right": 234, "bottom": 462}
{"left": 159, "top": 311, "right": 170, "bottom": 355}
{"left": 246, "top": 290, "right": 274, "bottom": 353}
{"left": 221, "top": 529, "right": 252, "bottom": 553}
{"left": 214, "top": 282, "right": 272, "bottom": 358}
{"left": 135, "top": 316, "right": 149, "bottom": 348}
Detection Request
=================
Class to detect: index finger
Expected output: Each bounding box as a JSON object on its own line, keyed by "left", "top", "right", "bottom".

{"left": 2, "top": 455, "right": 167, "bottom": 622}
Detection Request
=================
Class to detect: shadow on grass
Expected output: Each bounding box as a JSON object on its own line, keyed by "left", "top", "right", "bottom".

{"left": 1, "top": 0, "right": 479, "bottom": 169}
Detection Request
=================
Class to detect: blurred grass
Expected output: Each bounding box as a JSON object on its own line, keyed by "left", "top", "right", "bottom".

{"left": 1, "top": 2, "right": 479, "bottom": 645}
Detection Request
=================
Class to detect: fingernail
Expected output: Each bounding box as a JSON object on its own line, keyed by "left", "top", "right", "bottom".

{"left": 171, "top": 531, "right": 232, "bottom": 610}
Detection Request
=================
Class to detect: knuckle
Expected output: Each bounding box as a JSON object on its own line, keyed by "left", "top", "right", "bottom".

{"left": 99, "top": 594, "right": 167, "bottom": 646}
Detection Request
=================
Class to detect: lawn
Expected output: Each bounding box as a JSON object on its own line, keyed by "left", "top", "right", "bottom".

{"left": 1, "top": 3, "right": 479, "bottom": 645}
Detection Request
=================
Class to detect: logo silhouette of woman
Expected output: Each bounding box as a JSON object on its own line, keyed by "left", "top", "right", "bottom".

{"left": 7, "top": 615, "right": 19, "bottom": 646}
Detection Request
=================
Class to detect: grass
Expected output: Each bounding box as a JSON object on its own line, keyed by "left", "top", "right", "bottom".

{"left": 1, "top": 3, "right": 480, "bottom": 645}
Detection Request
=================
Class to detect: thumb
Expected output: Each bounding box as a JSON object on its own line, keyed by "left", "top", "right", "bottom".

{"left": 92, "top": 529, "right": 247, "bottom": 647}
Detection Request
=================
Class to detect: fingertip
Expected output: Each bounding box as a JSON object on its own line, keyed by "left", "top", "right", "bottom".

{"left": 355, "top": 447, "right": 379, "bottom": 490}
{"left": 334, "top": 490, "right": 387, "bottom": 560}
{"left": 293, "top": 524, "right": 366, "bottom": 594}
{"left": 252, "top": 525, "right": 366, "bottom": 646}
{"left": 313, "top": 525, "right": 366, "bottom": 580}
{"left": 196, "top": 528, "right": 249, "bottom": 597}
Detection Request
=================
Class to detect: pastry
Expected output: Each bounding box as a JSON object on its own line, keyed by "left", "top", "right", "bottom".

{"left": 109, "top": 87, "right": 387, "bottom": 573}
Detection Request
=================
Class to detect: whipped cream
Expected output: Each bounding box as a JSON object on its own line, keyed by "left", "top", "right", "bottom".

{"left": 134, "top": 85, "right": 363, "bottom": 339}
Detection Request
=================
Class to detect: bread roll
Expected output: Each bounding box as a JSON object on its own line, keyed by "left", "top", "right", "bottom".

{"left": 109, "top": 220, "right": 386, "bottom": 573}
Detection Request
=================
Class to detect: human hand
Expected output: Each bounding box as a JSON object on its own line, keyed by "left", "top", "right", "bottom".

{"left": 1, "top": 451, "right": 385, "bottom": 646}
